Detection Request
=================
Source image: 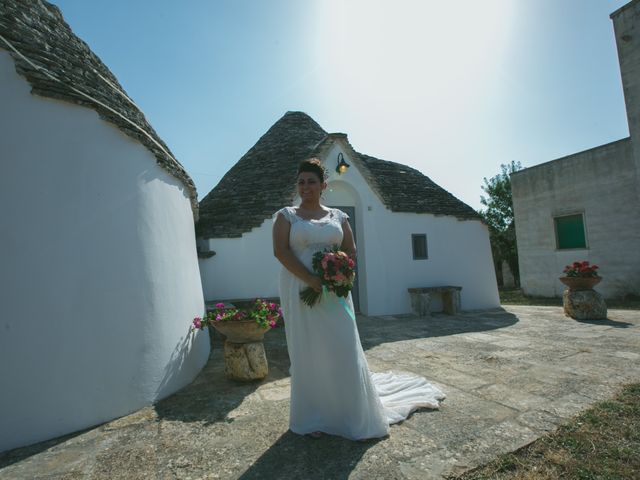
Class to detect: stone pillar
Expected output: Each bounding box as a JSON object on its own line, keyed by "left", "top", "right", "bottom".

{"left": 612, "top": 3, "right": 640, "bottom": 192}
{"left": 442, "top": 290, "right": 461, "bottom": 315}
{"left": 223, "top": 341, "right": 268, "bottom": 381}
{"left": 501, "top": 260, "right": 516, "bottom": 288}
{"left": 563, "top": 289, "right": 607, "bottom": 320}
{"left": 410, "top": 292, "right": 431, "bottom": 317}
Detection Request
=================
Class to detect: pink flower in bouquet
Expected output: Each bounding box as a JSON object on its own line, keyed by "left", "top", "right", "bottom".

{"left": 333, "top": 272, "right": 346, "bottom": 283}
{"left": 300, "top": 245, "right": 356, "bottom": 307}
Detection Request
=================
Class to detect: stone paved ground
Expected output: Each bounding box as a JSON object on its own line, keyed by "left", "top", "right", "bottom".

{"left": 1, "top": 306, "right": 639, "bottom": 480}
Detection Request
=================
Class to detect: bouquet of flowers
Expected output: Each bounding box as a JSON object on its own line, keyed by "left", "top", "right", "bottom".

{"left": 300, "top": 245, "right": 356, "bottom": 307}
{"left": 562, "top": 261, "right": 600, "bottom": 278}
{"left": 191, "top": 299, "right": 282, "bottom": 332}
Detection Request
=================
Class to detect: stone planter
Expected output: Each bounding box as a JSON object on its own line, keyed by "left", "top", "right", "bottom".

{"left": 559, "top": 276, "right": 602, "bottom": 291}
{"left": 222, "top": 341, "right": 269, "bottom": 381}
{"left": 211, "top": 320, "right": 270, "bottom": 381}
{"left": 560, "top": 276, "right": 607, "bottom": 320}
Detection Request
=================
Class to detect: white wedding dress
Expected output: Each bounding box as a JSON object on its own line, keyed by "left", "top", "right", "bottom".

{"left": 276, "top": 206, "right": 445, "bottom": 440}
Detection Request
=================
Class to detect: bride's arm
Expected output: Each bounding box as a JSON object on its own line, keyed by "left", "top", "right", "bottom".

{"left": 340, "top": 220, "right": 357, "bottom": 260}
{"left": 272, "top": 213, "right": 322, "bottom": 292}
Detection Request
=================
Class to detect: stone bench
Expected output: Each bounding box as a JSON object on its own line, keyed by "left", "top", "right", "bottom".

{"left": 408, "top": 286, "right": 462, "bottom": 317}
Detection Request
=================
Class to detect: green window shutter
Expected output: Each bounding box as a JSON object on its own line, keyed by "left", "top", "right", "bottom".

{"left": 555, "top": 214, "right": 586, "bottom": 249}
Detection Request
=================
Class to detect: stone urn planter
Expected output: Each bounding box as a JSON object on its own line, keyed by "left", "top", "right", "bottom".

{"left": 559, "top": 276, "right": 606, "bottom": 320}
{"left": 194, "top": 299, "right": 282, "bottom": 382}
{"left": 211, "top": 320, "right": 270, "bottom": 343}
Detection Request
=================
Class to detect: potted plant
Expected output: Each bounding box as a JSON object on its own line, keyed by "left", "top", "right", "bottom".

{"left": 191, "top": 299, "right": 282, "bottom": 343}
{"left": 559, "top": 261, "right": 601, "bottom": 291}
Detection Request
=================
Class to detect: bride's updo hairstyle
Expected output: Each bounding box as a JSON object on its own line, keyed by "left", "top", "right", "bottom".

{"left": 297, "top": 158, "right": 327, "bottom": 182}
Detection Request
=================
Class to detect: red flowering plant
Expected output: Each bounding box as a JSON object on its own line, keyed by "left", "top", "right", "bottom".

{"left": 562, "top": 261, "right": 600, "bottom": 278}
{"left": 191, "top": 299, "right": 282, "bottom": 332}
{"left": 300, "top": 245, "right": 356, "bottom": 307}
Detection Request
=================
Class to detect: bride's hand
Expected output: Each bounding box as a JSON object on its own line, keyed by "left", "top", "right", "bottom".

{"left": 306, "top": 275, "right": 323, "bottom": 293}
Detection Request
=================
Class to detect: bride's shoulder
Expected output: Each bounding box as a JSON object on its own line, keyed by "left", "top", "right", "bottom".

{"left": 330, "top": 208, "right": 349, "bottom": 222}
{"left": 274, "top": 206, "right": 297, "bottom": 223}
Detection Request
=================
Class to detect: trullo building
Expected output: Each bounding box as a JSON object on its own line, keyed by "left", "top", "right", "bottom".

{"left": 0, "top": 0, "right": 209, "bottom": 452}
{"left": 197, "top": 111, "right": 500, "bottom": 316}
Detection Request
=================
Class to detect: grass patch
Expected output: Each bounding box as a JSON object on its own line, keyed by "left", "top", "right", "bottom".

{"left": 449, "top": 383, "right": 640, "bottom": 480}
{"left": 499, "top": 288, "right": 562, "bottom": 307}
{"left": 499, "top": 288, "right": 640, "bottom": 310}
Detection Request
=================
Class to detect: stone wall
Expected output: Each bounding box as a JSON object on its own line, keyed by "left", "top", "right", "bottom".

{"left": 512, "top": 138, "right": 640, "bottom": 298}
{"left": 612, "top": 0, "right": 640, "bottom": 190}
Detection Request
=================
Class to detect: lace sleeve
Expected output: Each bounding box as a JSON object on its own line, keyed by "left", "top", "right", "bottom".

{"left": 334, "top": 208, "right": 350, "bottom": 223}
{"left": 275, "top": 206, "right": 296, "bottom": 224}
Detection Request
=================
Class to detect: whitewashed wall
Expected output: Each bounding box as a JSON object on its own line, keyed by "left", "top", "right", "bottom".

{"left": 0, "top": 51, "right": 210, "bottom": 453}
{"left": 199, "top": 226, "right": 282, "bottom": 300}
{"left": 322, "top": 144, "right": 499, "bottom": 315}
{"left": 199, "top": 141, "right": 499, "bottom": 315}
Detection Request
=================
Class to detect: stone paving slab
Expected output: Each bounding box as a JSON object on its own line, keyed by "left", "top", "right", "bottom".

{"left": 1, "top": 306, "right": 639, "bottom": 479}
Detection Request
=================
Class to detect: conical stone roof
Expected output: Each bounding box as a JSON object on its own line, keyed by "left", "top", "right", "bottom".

{"left": 197, "top": 111, "right": 479, "bottom": 238}
{"left": 197, "top": 111, "right": 327, "bottom": 238}
{"left": 0, "top": 0, "right": 198, "bottom": 217}
{"left": 357, "top": 153, "right": 479, "bottom": 218}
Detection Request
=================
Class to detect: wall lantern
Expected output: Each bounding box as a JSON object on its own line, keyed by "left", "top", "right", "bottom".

{"left": 336, "top": 153, "right": 350, "bottom": 175}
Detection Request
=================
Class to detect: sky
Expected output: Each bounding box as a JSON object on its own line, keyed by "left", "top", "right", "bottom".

{"left": 48, "top": 0, "right": 630, "bottom": 211}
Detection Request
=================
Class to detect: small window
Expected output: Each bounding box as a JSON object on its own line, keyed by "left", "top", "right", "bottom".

{"left": 412, "top": 234, "right": 428, "bottom": 259}
{"left": 554, "top": 214, "right": 587, "bottom": 249}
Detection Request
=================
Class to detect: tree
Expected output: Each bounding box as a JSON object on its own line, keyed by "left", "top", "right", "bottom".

{"left": 480, "top": 161, "right": 522, "bottom": 287}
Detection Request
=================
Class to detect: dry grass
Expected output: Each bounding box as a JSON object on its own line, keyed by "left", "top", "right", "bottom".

{"left": 449, "top": 383, "right": 640, "bottom": 480}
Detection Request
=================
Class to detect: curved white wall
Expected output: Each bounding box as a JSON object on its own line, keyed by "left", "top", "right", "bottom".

{"left": 0, "top": 51, "right": 210, "bottom": 452}
{"left": 199, "top": 141, "right": 499, "bottom": 315}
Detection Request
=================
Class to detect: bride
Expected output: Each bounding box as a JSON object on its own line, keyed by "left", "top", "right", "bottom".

{"left": 272, "top": 158, "right": 445, "bottom": 440}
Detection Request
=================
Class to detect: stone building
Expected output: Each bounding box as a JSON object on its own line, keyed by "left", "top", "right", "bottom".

{"left": 0, "top": 1, "right": 209, "bottom": 452}
{"left": 511, "top": 0, "right": 640, "bottom": 299}
{"left": 197, "top": 111, "right": 500, "bottom": 316}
